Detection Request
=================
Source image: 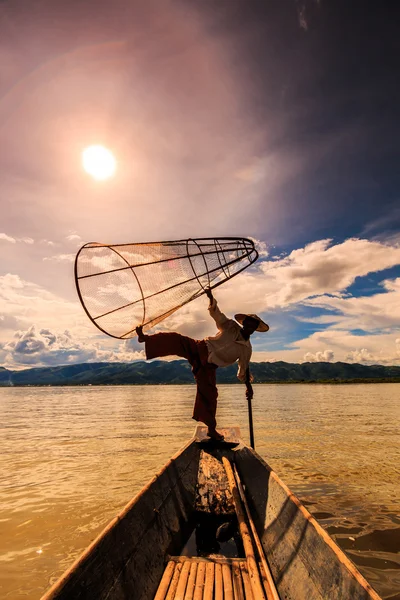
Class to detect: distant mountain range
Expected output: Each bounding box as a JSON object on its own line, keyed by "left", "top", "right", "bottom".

{"left": 1, "top": 361, "right": 400, "bottom": 386}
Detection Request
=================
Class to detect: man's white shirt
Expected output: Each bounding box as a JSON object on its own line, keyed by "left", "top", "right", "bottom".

{"left": 205, "top": 298, "right": 252, "bottom": 382}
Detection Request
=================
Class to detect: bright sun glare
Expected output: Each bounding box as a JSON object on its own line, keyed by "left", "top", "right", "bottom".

{"left": 82, "top": 145, "right": 117, "bottom": 181}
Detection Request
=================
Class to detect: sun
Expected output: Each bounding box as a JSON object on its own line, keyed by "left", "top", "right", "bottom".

{"left": 82, "top": 145, "right": 117, "bottom": 181}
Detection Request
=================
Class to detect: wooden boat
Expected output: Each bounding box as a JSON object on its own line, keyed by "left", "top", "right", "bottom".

{"left": 41, "top": 427, "right": 382, "bottom": 600}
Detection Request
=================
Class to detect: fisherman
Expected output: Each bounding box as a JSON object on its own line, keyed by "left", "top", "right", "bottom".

{"left": 136, "top": 289, "right": 269, "bottom": 441}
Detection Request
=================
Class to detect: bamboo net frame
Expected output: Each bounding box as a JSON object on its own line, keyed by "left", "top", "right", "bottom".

{"left": 75, "top": 237, "right": 258, "bottom": 339}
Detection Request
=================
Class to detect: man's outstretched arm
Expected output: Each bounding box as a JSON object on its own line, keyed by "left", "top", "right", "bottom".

{"left": 205, "top": 288, "right": 229, "bottom": 330}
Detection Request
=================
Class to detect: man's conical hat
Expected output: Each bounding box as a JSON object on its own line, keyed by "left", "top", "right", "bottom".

{"left": 234, "top": 313, "right": 269, "bottom": 332}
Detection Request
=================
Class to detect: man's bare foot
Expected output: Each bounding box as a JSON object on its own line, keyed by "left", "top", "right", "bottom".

{"left": 207, "top": 428, "right": 224, "bottom": 441}
{"left": 136, "top": 326, "right": 147, "bottom": 343}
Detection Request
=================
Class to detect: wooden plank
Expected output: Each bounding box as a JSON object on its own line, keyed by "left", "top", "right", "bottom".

{"left": 169, "top": 557, "right": 247, "bottom": 565}
{"left": 232, "top": 561, "right": 245, "bottom": 600}
{"left": 222, "top": 563, "right": 234, "bottom": 600}
{"left": 196, "top": 451, "right": 235, "bottom": 514}
{"left": 203, "top": 562, "right": 215, "bottom": 600}
{"left": 184, "top": 563, "right": 198, "bottom": 600}
{"left": 166, "top": 563, "right": 183, "bottom": 600}
{"left": 222, "top": 457, "right": 265, "bottom": 600}
{"left": 154, "top": 561, "right": 176, "bottom": 600}
{"left": 175, "top": 561, "right": 191, "bottom": 600}
{"left": 193, "top": 562, "right": 206, "bottom": 600}
{"left": 233, "top": 465, "right": 280, "bottom": 600}
{"left": 214, "top": 563, "right": 223, "bottom": 600}
{"left": 240, "top": 562, "right": 254, "bottom": 600}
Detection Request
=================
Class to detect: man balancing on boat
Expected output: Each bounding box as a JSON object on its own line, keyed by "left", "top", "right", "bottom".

{"left": 136, "top": 289, "right": 269, "bottom": 441}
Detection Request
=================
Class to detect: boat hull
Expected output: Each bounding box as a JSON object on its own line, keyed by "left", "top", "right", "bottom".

{"left": 41, "top": 427, "right": 382, "bottom": 600}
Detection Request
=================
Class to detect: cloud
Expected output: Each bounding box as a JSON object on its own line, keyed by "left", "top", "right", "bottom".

{"left": 260, "top": 238, "right": 400, "bottom": 308}
{"left": 150, "top": 237, "right": 400, "bottom": 366}
{"left": 66, "top": 234, "right": 81, "bottom": 242}
{"left": 0, "top": 233, "right": 34, "bottom": 244}
{"left": 303, "top": 349, "right": 334, "bottom": 362}
{"left": 0, "top": 273, "right": 84, "bottom": 337}
{"left": 2, "top": 236, "right": 400, "bottom": 368}
{"left": 0, "top": 325, "right": 144, "bottom": 367}
{"left": 198, "top": 238, "right": 400, "bottom": 318}
{"left": 249, "top": 237, "right": 269, "bottom": 258}
{"left": 43, "top": 253, "right": 75, "bottom": 262}
{"left": 253, "top": 329, "right": 400, "bottom": 366}
{"left": 305, "top": 278, "right": 400, "bottom": 331}
{"left": 0, "top": 233, "right": 16, "bottom": 243}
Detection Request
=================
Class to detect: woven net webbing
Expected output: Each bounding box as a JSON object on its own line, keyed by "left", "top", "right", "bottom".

{"left": 75, "top": 237, "right": 258, "bottom": 339}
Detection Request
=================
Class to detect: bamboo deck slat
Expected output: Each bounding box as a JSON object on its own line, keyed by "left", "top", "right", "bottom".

{"left": 214, "top": 563, "right": 223, "bottom": 600}
{"left": 155, "top": 557, "right": 260, "bottom": 599}
{"left": 175, "top": 562, "right": 191, "bottom": 600}
{"left": 193, "top": 562, "right": 206, "bottom": 600}
{"left": 204, "top": 562, "right": 215, "bottom": 600}
{"left": 222, "top": 563, "right": 234, "bottom": 600}
{"left": 240, "top": 562, "right": 254, "bottom": 600}
{"left": 166, "top": 563, "right": 183, "bottom": 600}
{"left": 232, "top": 561, "right": 245, "bottom": 600}
{"left": 154, "top": 561, "right": 176, "bottom": 600}
{"left": 185, "top": 562, "right": 198, "bottom": 600}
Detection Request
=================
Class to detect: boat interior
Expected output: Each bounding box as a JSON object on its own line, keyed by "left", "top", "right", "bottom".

{"left": 41, "top": 426, "right": 381, "bottom": 600}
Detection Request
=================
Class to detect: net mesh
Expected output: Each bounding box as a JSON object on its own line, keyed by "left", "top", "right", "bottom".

{"left": 75, "top": 237, "right": 258, "bottom": 339}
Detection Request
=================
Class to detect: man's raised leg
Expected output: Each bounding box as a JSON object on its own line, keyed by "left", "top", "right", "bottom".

{"left": 192, "top": 364, "right": 224, "bottom": 441}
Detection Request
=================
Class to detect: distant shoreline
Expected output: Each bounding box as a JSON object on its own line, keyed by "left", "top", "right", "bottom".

{"left": 2, "top": 378, "right": 400, "bottom": 387}
{"left": 1, "top": 360, "right": 400, "bottom": 387}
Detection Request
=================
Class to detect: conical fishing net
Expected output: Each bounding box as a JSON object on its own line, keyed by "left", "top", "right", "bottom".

{"left": 75, "top": 237, "right": 258, "bottom": 339}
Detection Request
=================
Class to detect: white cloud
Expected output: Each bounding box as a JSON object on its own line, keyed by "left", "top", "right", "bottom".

{"left": 0, "top": 233, "right": 16, "bottom": 243}
{"left": 185, "top": 238, "right": 400, "bottom": 320}
{"left": 43, "top": 253, "right": 75, "bottom": 262}
{"left": 0, "top": 233, "right": 34, "bottom": 244}
{"left": 0, "top": 273, "right": 84, "bottom": 337}
{"left": 304, "top": 349, "right": 334, "bottom": 363}
{"left": 259, "top": 238, "right": 400, "bottom": 308}
{"left": 305, "top": 278, "right": 400, "bottom": 331}
{"left": 2, "top": 235, "right": 400, "bottom": 368}
{"left": 66, "top": 234, "right": 81, "bottom": 242}
{"left": 249, "top": 237, "right": 269, "bottom": 258}
{"left": 0, "top": 325, "right": 144, "bottom": 367}
{"left": 253, "top": 330, "right": 400, "bottom": 366}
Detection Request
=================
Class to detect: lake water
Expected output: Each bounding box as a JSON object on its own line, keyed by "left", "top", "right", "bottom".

{"left": 0, "top": 384, "right": 399, "bottom": 599}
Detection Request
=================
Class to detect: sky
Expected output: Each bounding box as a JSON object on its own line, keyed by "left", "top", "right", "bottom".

{"left": 1, "top": 0, "right": 400, "bottom": 368}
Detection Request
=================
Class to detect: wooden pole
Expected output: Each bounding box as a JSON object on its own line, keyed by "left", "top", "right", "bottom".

{"left": 233, "top": 465, "right": 280, "bottom": 600}
{"left": 247, "top": 394, "right": 255, "bottom": 449}
{"left": 222, "top": 457, "right": 265, "bottom": 600}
